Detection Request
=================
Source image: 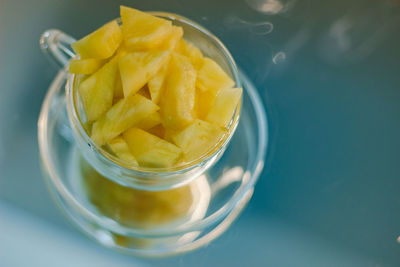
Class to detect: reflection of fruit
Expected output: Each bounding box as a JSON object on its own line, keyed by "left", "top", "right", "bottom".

{"left": 79, "top": 156, "right": 210, "bottom": 229}
{"left": 108, "top": 137, "right": 138, "bottom": 166}
{"left": 71, "top": 20, "right": 122, "bottom": 59}
{"left": 124, "top": 128, "right": 182, "bottom": 168}
{"left": 91, "top": 94, "right": 159, "bottom": 145}
{"left": 119, "top": 51, "right": 170, "bottom": 97}
{"left": 80, "top": 157, "right": 192, "bottom": 228}
{"left": 69, "top": 58, "right": 105, "bottom": 75}
{"left": 120, "top": 6, "right": 173, "bottom": 50}
{"left": 206, "top": 88, "right": 242, "bottom": 128}
{"left": 160, "top": 53, "right": 196, "bottom": 130}
{"left": 78, "top": 57, "right": 118, "bottom": 121}
{"left": 172, "top": 119, "right": 224, "bottom": 162}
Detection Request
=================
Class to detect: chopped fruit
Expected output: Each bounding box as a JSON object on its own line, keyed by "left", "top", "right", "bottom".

{"left": 108, "top": 137, "right": 138, "bottom": 166}
{"left": 91, "top": 94, "right": 159, "bottom": 145}
{"left": 119, "top": 51, "right": 170, "bottom": 97}
{"left": 136, "top": 111, "right": 161, "bottom": 130}
{"left": 69, "top": 58, "right": 105, "bottom": 75}
{"left": 71, "top": 20, "right": 122, "bottom": 59}
{"left": 160, "top": 26, "right": 183, "bottom": 51}
{"left": 148, "top": 63, "right": 167, "bottom": 104}
{"left": 79, "top": 56, "right": 118, "bottom": 121}
{"left": 196, "top": 57, "right": 234, "bottom": 93}
{"left": 80, "top": 158, "right": 199, "bottom": 229}
{"left": 172, "top": 119, "right": 225, "bottom": 162}
{"left": 120, "top": 6, "right": 173, "bottom": 50}
{"left": 123, "top": 128, "right": 182, "bottom": 168}
{"left": 70, "top": 6, "right": 241, "bottom": 168}
{"left": 206, "top": 88, "right": 242, "bottom": 128}
{"left": 160, "top": 53, "right": 196, "bottom": 129}
{"left": 175, "top": 39, "right": 204, "bottom": 69}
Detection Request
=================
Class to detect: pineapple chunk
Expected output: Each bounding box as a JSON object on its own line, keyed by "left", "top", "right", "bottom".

{"left": 120, "top": 6, "right": 173, "bottom": 50}
{"left": 72, "top": 20, "right": 122, "bottom": 59}
{"left": 160, "top": 26, "right": 183, "bottom": 51}
{"left": 119, "top": 51, "right": 170, "bottom": 97}
{"left": 123, "top": 128, "right": 182, "bottom": 168}
{"left": 175, "top": 39, "right": 204, "bottom": 69}
{"left": 69, "top": 58, "right": 105, "bottom": 75}
{"left": 196, "top": 57, "right": 234, "bottom": 93}
{"left": 195, "top": 86, "right": 216, "bottom": 119}
{"left": 148, "top": 63, "right": 168, "bottom": 104}
{"left": 160, "top": 53, "right": 196, "bottom": 129}
{"left": 79, "top": 56, "right": 118, "bottom": 121}
{"left": 91, "top": 94, "right": 159, "bottom": 145}
{"left": 172, "top": 119, "right": 225, "bottom": 162}
{"left": 206, "top": 88, "right": 242, "bottom": 128}
{"left": 136, "top": 111, "right": 161, "bottom": 130}
{"left": 108, "top": 137, "right": 138, "bottom": 166}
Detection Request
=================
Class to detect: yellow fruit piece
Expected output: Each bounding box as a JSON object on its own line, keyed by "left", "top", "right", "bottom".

{"left": 119, "top": 51, "right": 170, "bottom": 97}
{"left": 69, "top": 58, "right": 105, "bottom": 75}
{"left": 195, "top": 87, "right": 215, "bottom": 119}
{"left": 120, "top": 6, "right": 173, "bottom": 50}
{"left": 206, "top": 88, "right": 242, "bottom": 128}
{"left": 160, "top": 26, "right": 183, "bottom": 51}
{"left": 172, "top": 119, "right": 225, "bottom": 162}
{"left": 175, "top": 39, "right": 204, "bottom": 69}
{"left": 148, "top": 63, "right": 168, "bottom": 104}
{"left": 108, "top": 137, "right": 138, "bottom": 166}
{"left": 196, "top": 57, "right": 234, "bottom": 93}
{"left": 160, "top": 53, "right": 196, "bottom": 129}
{"left": 136, "top": 111, "right": 161, "bottom": 130}
{"left": 78, "top": 56, "right": 118, "bottom": 121}
{"left": 91, "top": 94, "right": 159, "bottom": 145}
{"left": 71, "top": 20, "right": 122, "bottom": 59}
{"left": 123, "top": 128, "right": 182, "bottom": 168}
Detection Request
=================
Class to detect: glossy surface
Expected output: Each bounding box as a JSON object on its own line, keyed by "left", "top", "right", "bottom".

{"left": 1, "top": 0, "right": 400, "bottom": 266}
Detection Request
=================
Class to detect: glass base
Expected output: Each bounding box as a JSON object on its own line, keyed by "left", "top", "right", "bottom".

{"left": 38, "top": 69, "right": 268, "bottom": 257}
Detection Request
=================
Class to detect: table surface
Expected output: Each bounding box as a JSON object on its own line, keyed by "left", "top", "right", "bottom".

{"left": 1, "top": 0, "right": 400, "bottom": 266}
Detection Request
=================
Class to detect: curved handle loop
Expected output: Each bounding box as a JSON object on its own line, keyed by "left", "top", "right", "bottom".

{"left": 40, "top": 29, "right": 76, "bottom": 68}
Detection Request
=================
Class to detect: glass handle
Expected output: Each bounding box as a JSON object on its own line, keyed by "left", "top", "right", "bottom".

{"left": 40, "top": 29, "right": 76, "bottom": 68}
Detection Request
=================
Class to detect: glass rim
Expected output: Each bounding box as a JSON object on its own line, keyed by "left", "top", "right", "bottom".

{"left": 68, "top": 11, "right": 242, "bottom": 176}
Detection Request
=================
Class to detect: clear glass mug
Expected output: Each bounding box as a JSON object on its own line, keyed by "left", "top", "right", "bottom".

{"left": 39, "top": 12, "right": 268, "bottom": 257}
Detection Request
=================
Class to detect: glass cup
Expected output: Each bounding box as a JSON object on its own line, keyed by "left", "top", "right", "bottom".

{"left": 39, "top": 12, "right": 268, "bottom": 257}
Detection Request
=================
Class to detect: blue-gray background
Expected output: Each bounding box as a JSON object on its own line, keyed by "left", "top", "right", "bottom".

{"left": 1, "top": 0, "right": 400, "bottom": 266}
